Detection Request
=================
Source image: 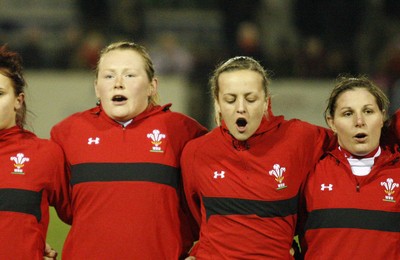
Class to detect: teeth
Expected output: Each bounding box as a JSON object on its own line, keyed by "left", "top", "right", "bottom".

{"left": 112, "top": 95, "right": 126, "bottom": 101}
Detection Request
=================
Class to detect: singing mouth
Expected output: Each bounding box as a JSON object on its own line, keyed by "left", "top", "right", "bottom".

{"left": 112, "top": 95, "right": 127, "bottom": 102}
{"left": 236, "top": 118, "right": 247, "bottom": 127}
{"left": 354, "top": 133, "right": 367, "bottom": 142}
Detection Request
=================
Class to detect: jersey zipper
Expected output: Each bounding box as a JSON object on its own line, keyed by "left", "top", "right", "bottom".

{"left": 121, "top": 124, "right": 127, "bottom": 141}
{"left": 356, "top": 181, "right": 360, "bottom": 192}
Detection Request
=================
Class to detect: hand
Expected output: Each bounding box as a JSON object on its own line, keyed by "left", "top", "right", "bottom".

{"left": 185, "top": 257, "right": 196, "bottom": 260}
{"left": 43, "top": 243, "right": 58, "bottom": 260}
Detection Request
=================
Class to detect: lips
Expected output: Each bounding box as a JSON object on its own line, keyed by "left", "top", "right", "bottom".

{"left": 236, "top": 118, "right": 247, "bottom": 132}
{"left": 112, "top": 95, "right": 127, "bottom": 102}
{"left": 354, "top": 133, "right": 367, "bottom": 142}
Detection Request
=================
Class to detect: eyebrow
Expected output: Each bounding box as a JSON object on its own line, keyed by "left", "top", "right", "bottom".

{"left": 223, "top": 92, "right": 257, "bottom": 96}
{"left": 338, "top": 104, "right": 375, "bottom": 110}
{"left": 100, "top": 68, "right": 137, "bottom": 72}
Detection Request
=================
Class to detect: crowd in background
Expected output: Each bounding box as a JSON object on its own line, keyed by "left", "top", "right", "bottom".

{"left": 1, "top": 0, "right": 400, "bottom": 122}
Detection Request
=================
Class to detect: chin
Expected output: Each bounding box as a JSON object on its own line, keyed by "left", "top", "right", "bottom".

{"left": 109, "top": 114, "right": 129, "bottom": 121}
{"left": 234, "top": 133, "right": 250, "bottom": 141}
{"left": 352, "top": 150, "right": 370, "bottom": 157}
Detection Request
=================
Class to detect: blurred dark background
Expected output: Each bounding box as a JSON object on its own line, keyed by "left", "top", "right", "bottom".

{"left": 1, "top": 0, "right": 400, "bottom": 128}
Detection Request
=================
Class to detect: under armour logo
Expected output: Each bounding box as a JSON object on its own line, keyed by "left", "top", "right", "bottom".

{"left": 88, "top": 137, "right": 100, "bottom": 145}
{"left": 214, "top": 171, "right": 225, "bottom": 179}
{"left": 321, "top": 184, "right": 333, "bottom": 191}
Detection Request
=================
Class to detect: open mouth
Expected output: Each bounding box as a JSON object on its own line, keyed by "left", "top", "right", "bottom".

{"left": 354, "top": 133, "right": 367, "bottom": 142}
{"left": 236, "top": 118, "right": 247, "bottom": 132}
{"left": 112, "top": 95, "right": 127, "bottom": 102}
{"left": 236, "top": 118, "right": 247, "bottom": 127}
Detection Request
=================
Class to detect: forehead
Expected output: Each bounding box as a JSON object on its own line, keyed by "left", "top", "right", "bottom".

{"left": 99, "top": 49, "right": 144, "bottom": 69}
{"left": 218, "top": 70, "right": 264, "bottom": 94}
{"left": 336, "top": 88, "right": 376, "bottom": 106}
{"left": 0, "top": 72, "right": 13, "bottom": 88}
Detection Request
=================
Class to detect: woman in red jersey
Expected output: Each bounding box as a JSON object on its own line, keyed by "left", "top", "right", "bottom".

{"left": 51, "top": 41, "right": 207, "bottom": 259}
{"left": 300, "top": 76, "right": 400, "bottom": 259}
{"left": 0, "top": 45, "right": 70, "bottom": 259}
{"left": 181, "top": 56, "right": 333, "bottom": 259}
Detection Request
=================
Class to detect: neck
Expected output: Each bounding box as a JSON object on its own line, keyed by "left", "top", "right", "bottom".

{"left": 339, "top": 146, "right": 380, "bottom": 159}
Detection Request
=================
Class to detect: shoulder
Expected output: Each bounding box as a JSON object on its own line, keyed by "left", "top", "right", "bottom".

{"left": 163, "top": 110, "right": 205, "bottom": 126}
{"left": 284, "top": 119, "right": 330, "bottom": 137}
{"left": 23, "top": 134, "right": 65, "bottom": 160}
{"left": 305, "top": 154, "right": 334, "bottom": 185}
{"left": 285, "top": 118, "right": 318, "bottom": 130}
{"left": 51, "top": 107, "right": 97, "bottom": 133}
{"left": 157, "top": 109, "right": 208, "bottom": 137}
{"left": 272, "top": 118, "right": 318, "bottom": 137}
{"left": 182, "top": 128, "right": 219, "bottom": 155}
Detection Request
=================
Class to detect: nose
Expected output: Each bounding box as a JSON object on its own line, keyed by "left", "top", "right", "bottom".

{"left": 114, "top": 75, "right": 124, "bottom": 89}
{"left": 355, "top": 114, "right": 365, "bottom": 127}
{"left": 236, "top": 98, "right": 246, "bottom": 114}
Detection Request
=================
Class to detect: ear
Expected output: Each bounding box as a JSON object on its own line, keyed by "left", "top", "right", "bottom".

{"left": 264, "top": 97, "right": 269, "bottom": 112}
{"left": 214, "top": 99, "right": 221, "bottom": 115}
{"left": 14, "top": 93, "right": 24, "bottom": 110}
{"left": 214, "top": 99, "right": 222, "bottom": 125}
{"left": 94, "top": 80, "right": 100, "bottom": 99}
{"left": 381, "top": 109, "right": 386, "bottom": 127}
{"left": 148, "top": 78, "right": 158, "bottom": 97}
{"left": 326, "top": 116, "right": 336, "bottom": 133}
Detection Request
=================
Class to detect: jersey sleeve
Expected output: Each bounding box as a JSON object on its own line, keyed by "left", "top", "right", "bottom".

{"left": 47, "top": 141, "right": 72, "bottom": 225}
{"left": 383, "top": 109, "right": 400, "bottom": 145}
{"left": 181, "top": 141, "right": 202, "bottom": 227}
{"left": 50, "top": 120, "right": 67, "bottom": 147}
{"left": 293, "top": 121, "right": 334, "bottom": 179}
{"left": 179, "top": 114, "right": 208, "bottom": 144}
{"left": 312, "top": 124, "right": 335, "bottom": 163}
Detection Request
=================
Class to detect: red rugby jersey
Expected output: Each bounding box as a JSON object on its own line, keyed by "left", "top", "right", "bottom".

{"left": 181, "top": 114, "right": 332, "bottom": 259}
{"left": 51, "top": 104, "right": 207, "bottom": 259}
{"left": 0, "top": 126, "right": 70, "bottom": 259}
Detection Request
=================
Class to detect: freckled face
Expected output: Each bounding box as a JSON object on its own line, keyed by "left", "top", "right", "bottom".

{"left": 95, "top": 49, "right": 157, "bottom": 122}
{"left": 327, "top": 88, "right": 384, "bottom": 156}
{"left": 0, "top": 73, "right": 23, "bottom": 130}
{"left": 215, "top": 70, "right": 268, "bottom": 141}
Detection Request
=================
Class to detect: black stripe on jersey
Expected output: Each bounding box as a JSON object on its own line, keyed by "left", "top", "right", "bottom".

{"left": 71, "top": 163, "right": 180, "bottom": 189}
{"left": 305, "top": 208, "right": 400, "bottom": 232}
{"left": 0, "top": 188, "right": 42, "bottom": 222}
{"left": 203, "top": 194, "right": 298, "bottom": 221}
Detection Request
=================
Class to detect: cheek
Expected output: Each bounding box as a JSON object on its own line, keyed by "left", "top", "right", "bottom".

{"left": 1, "top": 101, "right": 15, "bottom": 114}
{"left": 373, "top": 121, "right": 383, "bottom": 136}
{"left": 219, "top": 108, "right": 235, "bottom": 123}
{"left": 131, "top": 84, "right": 149, "bottom": 95}
{"left": 95, "top": 84, "right": 106, "bottom": 98}
{"left": 333, "top": 124, "right": 348, "bottom": 138}
{"left": 253, "top": 104, "right": 267, "bottom": 119}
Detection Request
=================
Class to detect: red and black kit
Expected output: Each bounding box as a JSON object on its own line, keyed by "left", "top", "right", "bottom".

{"left": 51, "top": 104, "right": 207, "bottom": 259}
{"left": 302, "top": 147, "right": 400, "bottom": 259}
{"left": 0, "top": 126, "right": 70, "bottom": 259}
{"left": 181, "top": 114, "right": 332, "bottom": 259}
